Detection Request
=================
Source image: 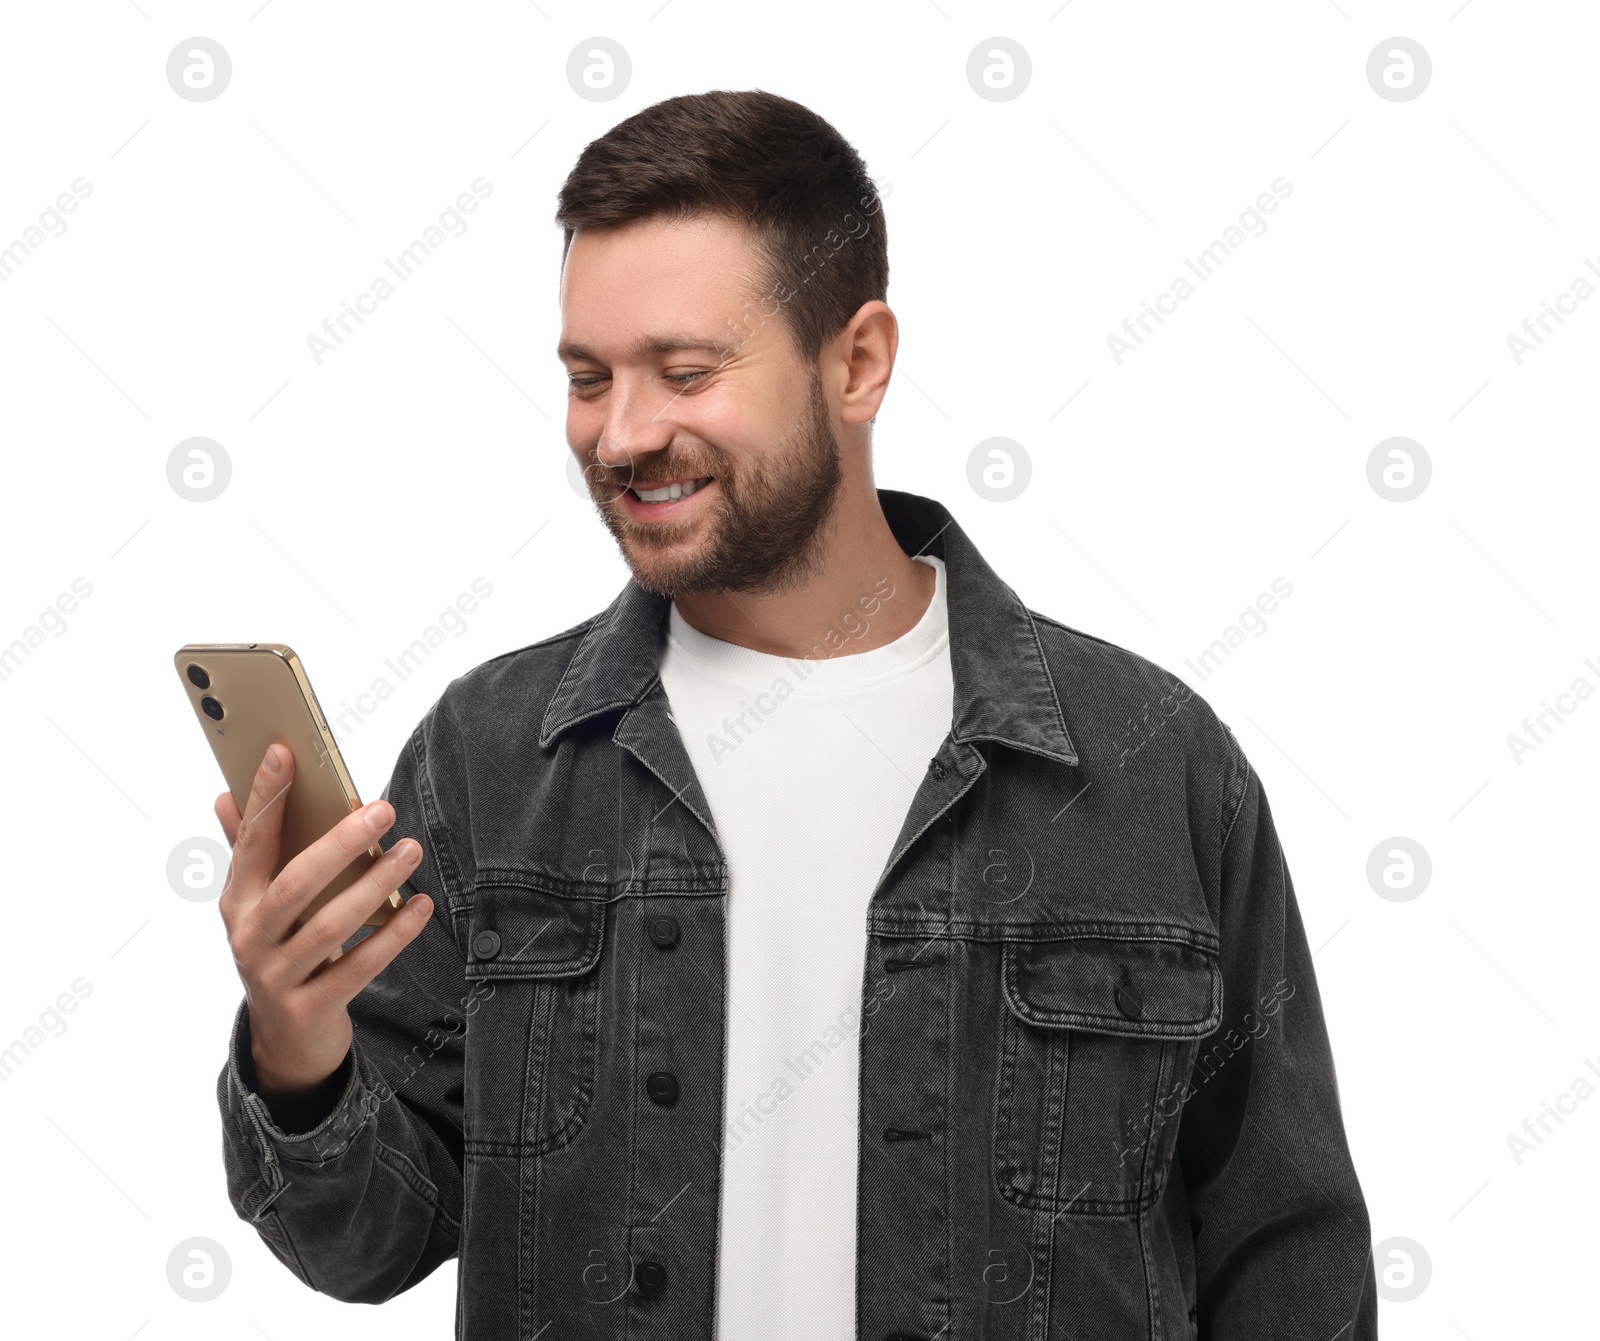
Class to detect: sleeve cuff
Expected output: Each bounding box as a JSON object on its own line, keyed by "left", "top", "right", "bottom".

{"left": 225, "top": 995, "right": 370, "bottom": 1161}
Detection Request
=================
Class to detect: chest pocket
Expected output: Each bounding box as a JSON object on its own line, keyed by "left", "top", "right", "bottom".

{"left": 461, "top": 880, "right": 606, "bottom": 1156}
{"left": 994, "top": 935, "right": 1221, "bottom": 1217}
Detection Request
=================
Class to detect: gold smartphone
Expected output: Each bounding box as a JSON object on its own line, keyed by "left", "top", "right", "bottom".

{"left": 174, "top": 643, "right": 402, "bottom": 931}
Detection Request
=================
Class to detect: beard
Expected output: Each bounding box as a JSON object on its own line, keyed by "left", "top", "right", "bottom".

{"left": 584, "top": 366, "right": 845, "bottom": 599}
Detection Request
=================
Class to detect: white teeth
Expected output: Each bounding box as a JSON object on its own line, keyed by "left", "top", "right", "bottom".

{"left": 633, "top": 476, "right": 711, "bottom": 503}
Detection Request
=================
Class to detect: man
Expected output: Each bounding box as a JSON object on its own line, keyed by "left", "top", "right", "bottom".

{"left": 216, "top": 89, "right": 1377, "bottom": 1339}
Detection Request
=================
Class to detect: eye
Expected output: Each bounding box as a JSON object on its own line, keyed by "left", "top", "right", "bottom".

{"left": 566, "top": 371, "right": 709, "bottom": 396}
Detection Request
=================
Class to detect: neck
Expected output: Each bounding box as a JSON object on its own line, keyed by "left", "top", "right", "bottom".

{"left": 670, "top": 476, "right": 937, "bottom": 659}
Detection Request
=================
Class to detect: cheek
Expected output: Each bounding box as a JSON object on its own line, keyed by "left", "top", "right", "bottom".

{"left": 620, "top": 363, "right": 801, "bottom": 471}
{"left": 568, "top": 440, "right": 614, "bottom": 493}
{"left": 565, "top": 408, "right": 595, "bottom": 452}
{"left": 697, "top": 385, "right": 752, "bottom": 438}
{"left": 677, "top": 395, "right": 755, "bottom": 464}
{"left": 701, "top": 375, "right": 809, "bottom": 456}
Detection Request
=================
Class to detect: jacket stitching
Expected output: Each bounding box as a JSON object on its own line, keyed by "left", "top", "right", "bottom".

{"left": 1014, "top": 599, "right": 1078, "bottom": 760}
{"left": 1217, "top": 734, "right": 1252, "bottom": 863}
{"left": 411, "top": 707, "right": 471, "bottom": 946}
{"left": 1139, "top": 1197, "right": 1160, "bottom": 1339}
{"left": 371, "top": 1136, "right": 460, "bottom": 1230}
{"left": 873, "top": 917, "right": 1221, "bottom": 951}
{"left": 994, "top": 966, "right": 1183, "bottom": 1217}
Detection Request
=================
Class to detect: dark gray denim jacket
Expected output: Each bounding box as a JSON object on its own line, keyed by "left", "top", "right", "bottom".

{"left": 217, "top": 487, "right": 1378, "bottom": 1339}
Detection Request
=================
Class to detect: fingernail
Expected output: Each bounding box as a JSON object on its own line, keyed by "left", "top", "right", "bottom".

{"left": 396, "top": 839, "right": 421, "bottom": 865}
{"left": 263, "top": 746, "right": 281, "bottom": 773}
{"left": 365, "top": 801, "right": 393, "bottom": 830}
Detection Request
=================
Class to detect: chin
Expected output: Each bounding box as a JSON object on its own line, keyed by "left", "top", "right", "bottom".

{"left": 617, "top": 540, "right": 700, "bottom": 598}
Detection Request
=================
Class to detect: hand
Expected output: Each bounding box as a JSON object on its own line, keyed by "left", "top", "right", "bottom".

{"left": 216, "top": 742, "right": 433, "bottom": 1126}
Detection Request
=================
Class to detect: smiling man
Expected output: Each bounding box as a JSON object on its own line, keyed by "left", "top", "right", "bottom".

{"left": 216, "top": 90, "right": 1378, "bottom": 1339}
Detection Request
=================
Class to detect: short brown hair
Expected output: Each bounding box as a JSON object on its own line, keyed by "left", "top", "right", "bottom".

{"left": 555, "top": 89, "right": 888, "bottom": 366}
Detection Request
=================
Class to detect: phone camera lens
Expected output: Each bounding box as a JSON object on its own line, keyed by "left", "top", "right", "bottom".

{"left": 186, "top": 663, "right": 211, "bottom": 690}
{"left": 200, "top": 696, "right": 224, "bottom": 721}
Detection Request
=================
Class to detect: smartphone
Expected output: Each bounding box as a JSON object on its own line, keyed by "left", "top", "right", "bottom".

{"left": 174, "top": 643, "right": 402, "bottom": 931}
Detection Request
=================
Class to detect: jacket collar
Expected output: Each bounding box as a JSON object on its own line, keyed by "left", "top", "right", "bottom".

{"left": 540, "top": 487, "right": 1079, "bottom": 766}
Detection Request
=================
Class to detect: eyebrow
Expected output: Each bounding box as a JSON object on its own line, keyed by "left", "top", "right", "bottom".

{"left": 557, "top": 333, "right": 740, "bottom": 364}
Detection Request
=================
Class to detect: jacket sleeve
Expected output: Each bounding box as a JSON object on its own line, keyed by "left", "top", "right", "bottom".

{"left": 215, "top": 703, "right": 470, "bottom": 1303}
{"left": 1176, "top": 731, "right": 1378, "bottom": 1337}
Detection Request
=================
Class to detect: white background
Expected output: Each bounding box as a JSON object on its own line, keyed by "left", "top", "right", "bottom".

{"left": 1, "top": 2, "right": 1594, "bottom": 1336}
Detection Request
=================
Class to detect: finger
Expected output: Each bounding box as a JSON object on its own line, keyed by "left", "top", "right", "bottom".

{"left": 230, "top": 743, "right": 294, "bottom": 895}
{"left": 284, "top": 833, "right": 424, "bottom": 970}
{"left": 215, "top": 790, "right": 241, "bottom": 846}
{"left": 254, "top": 796, "right": 397, "bottom": 945}
{"left": 314, "top": 890, "right": 436, "bottom": 1008}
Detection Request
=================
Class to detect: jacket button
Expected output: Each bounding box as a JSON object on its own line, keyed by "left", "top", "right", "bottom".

{"left": 647, "top": 1071, "right": 679, "bottom": 1106}
{"left": 647, "top": 914, "right": 680, "bottom": 948}
{"left": 1114, "top": 970, "right": 1144, "bottom": 1020}
{"left": 471, "top": 930, "right": 501, "bottom": 961}
{"left": 635, "top": 1259, "right": 667, "bottom": 1293}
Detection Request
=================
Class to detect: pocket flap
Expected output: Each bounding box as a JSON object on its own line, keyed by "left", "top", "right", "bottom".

{"left": 1002, "top": 937, "right": 1221, "bottom": 1038}
{"left": 465, "top": 882, "right": 605, "bottom": 979}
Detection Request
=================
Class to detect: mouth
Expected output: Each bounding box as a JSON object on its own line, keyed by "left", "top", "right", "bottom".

{"left": 623, "top": 474, "right": 714, "bottom": 503}
{"left": 616, "top": 473, "right": 717, "bottom": 523}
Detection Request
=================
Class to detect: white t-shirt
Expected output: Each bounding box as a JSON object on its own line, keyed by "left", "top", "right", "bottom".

{"left": 656, "top": 553, "right": 952, "bottom": 1340}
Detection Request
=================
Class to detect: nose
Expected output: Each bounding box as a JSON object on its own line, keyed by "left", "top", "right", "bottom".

{"left": 593, "top": 381, "right": 675, "bottom": 480}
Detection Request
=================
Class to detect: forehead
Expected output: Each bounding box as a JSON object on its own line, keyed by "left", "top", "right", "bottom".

{"left": 558, "top": 213, "right": 768, "bottom": 358}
